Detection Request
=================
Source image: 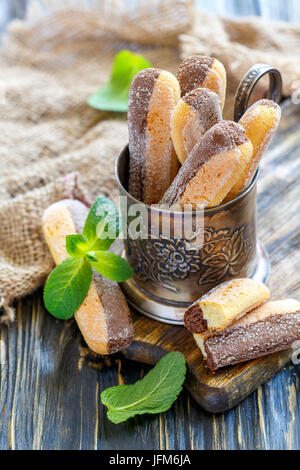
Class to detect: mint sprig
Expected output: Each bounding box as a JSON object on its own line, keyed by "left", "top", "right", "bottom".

{"left": 83, "top": 195, "right": 120, "bottom": 252}
{"left": 87, "top": 50, "right": 152, "bottom": 113}
{"left": 44, "top": 196, "right": 133, "bottom": 320}
{"left": 101, "top": 352, "right": 186, "bottom": 424}
{"left": 66, "top": 234, "right": 89, "bottom": 258}
{"left": 88, "top": 251, "right": 133, "bottom": 283}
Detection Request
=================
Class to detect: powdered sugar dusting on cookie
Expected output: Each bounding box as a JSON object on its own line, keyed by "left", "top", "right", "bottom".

{"left": 236, "top": 99, "right": 281, "bottom": 192}
{"left": 177, "top": 55, "right": 226, "bottom": 110}
{"left": 128, "top": 68, "right": 180, "bottom": 204}
{"left": 205, "top": 311, "right": 300, "bottom": 370}
{"left": 128, "top": 68, "right": 160, "bottom": 201}
{"left": 93, "top": 273, "right": 134, "bottom": 352}
{"left": 180, "top": 148, "right": 241, "bottom": 208}
{"left": 143, "top": 70, "right": 180, "bottom": 204}
{"left": 177, "top": 55, "right": 214, "bottom": 97}
{"left": 160, "top": 121, "right": 248, "bottom": 208}
{"left": 179, "top": 88, "right": 222, "bottom": 157}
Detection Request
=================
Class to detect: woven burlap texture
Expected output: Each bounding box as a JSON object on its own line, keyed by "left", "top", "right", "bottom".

{"left": 180, "top": 11, "right": 300, "bottom": 118}
{"left": 0, "top": 0, "right": 193, "bottom": 322}
{"left": 1, "top": 0, "right": 300, "bottom": 321}
{"left": 0, "top": 174, "right": 88, "bottom": 321}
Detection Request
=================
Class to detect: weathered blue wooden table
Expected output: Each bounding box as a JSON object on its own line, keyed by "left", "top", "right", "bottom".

{"left": 0, "top": 0, "right": 299, "bottom": 450}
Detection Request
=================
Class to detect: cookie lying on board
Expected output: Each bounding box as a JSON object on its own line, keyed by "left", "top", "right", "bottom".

{"left": 184, "top": 278, "right": 270, "bottom": 333}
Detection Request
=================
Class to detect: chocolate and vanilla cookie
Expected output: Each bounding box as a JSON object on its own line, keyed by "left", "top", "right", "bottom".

{"left": 177, "top": 55, "right": 227, "bottom": 110}
{"left": 42, "top": 200, "right": 134, "bottom": 355}
{"left": 171, "top": 88, "right": 222, "bottom": 164}
{"left": 184, "top": 278, "right": 270, "bottom": 333}
{"left": 194, "top": 299, "right": 300, "bottom": 371}
{"left": 128, "top": 68, "right": 181, "bottom": 205}
{"left": 160, "top": 121, "right": 253, "bottom": 210}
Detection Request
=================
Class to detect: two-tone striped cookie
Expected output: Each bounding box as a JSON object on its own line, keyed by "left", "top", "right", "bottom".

{"left": 171, "top": 88, "right": 222, "bottom": 164}
{"left": 184, "top": 278, "right": 270, "bottom": 334}
{"left": 194, "top": 299, "right": 300, "bottom": 371}
{"left": 160, "top": 121, "right": 253, "bottom": 210}
{"left": 128, "top": 68, "right": 181, "bottom": 205}
{"left": 42, "top": 199, "right": 134, "bottom": 355}
{"left": 177, "top": 55, "right": 227, "bottom": 110}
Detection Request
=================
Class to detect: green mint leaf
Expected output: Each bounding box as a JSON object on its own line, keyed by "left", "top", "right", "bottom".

{"left": 66, "top": 234, "right": 89, "bottom": 258}
{"left": 101, "top": 352, "right": 186, "bottom": 424}
{"left": 88, "top": 251, "right": 133, "bottom": 282}
{"left": 85, "top": 251, "right": 98, "bottom": 262}
{"left": 83, "top": 196, "right": 120, "bottom": 252}
{"left": 87, "top": 50, "right": 152, "bottom": 112}
{"left": 44, "top": 257, "right": 92, "bottom": 320}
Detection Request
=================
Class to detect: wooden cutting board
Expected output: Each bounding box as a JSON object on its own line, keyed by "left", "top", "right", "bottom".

{"left": 122, "top": 312, "right": 293, "bottom": 413}
{"left": 121, "top": 99, "right": 300, "bottom": 415}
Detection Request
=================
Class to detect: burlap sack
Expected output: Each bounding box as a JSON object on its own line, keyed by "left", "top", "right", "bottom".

{"left": 0, "top": 173, "right": 88, "bottom": 321}
{"left": 1, "top": 1, "right": 300, "bottom": 321}
{"left": 0, "top": 0, "right": 193, "bottom": 321}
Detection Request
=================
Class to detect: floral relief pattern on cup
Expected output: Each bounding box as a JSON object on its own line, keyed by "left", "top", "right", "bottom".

{"left": 127, "top": 226, "right": 251, "bottom": 293}
{"left": 128, "top": 238, "right": 202, "bottom": 293}
{"left": 199, "top": 227, "right": 251, "bottom": 285}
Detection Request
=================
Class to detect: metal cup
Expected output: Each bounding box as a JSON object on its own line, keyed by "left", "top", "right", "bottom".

{"left": 115, "top": 63, "right": 282, "bottom": 325}
{"left": 116, "top": 146, "right": 270, "bottom": 325}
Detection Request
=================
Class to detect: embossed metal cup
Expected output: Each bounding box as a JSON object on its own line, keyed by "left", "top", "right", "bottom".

{"left": 115, "top": 146, "right": 270, "bottom": 325}
{"left": 115, "top": 62, "right": 282, "bottom": 324}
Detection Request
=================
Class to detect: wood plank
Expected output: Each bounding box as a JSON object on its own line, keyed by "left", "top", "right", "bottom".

{"left": 1, "top": 291, "right": 298, "bottom": 450}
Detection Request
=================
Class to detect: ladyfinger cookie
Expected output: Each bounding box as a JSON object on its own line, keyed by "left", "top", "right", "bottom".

{"left": 128, "top": 68, "right": 181, "bottom": 205}
{"left": 184, "top": 278, "right": 270, "bottom": 333}
{"left": 171, "top": 88, "right": 222, "bottom": 164}
{"left": 177, "top": 55, "right": 227, "bottom": 110}
{"left": 226, "top": 100, "right": 281, "bottom": 201}
{"left": 160, "top": 121, "right": 253, "bottom": 210}
{"left": 42, "top": 199, "right": 134, "bottom": 355}
{"left": 194, "top": 299, "right": 300, "bottom": 371}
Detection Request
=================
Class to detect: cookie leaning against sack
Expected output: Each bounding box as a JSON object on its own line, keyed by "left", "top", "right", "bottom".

{"left": 128, "top": 68, "right": 181, "bottom": 205}
{"left": 160, "top": 121, "right": 253, "bottom": 210}
{"left": 42, "top": 199, "right": 134, "bottom": 355}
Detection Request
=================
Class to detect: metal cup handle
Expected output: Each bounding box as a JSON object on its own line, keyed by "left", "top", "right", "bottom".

{"left": 234, "top": 63, "right": 283, "bottom": 122}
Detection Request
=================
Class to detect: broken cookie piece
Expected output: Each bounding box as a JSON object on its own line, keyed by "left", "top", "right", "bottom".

{"left": 184, "top": 278, "right": 270, "bottom": 333}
